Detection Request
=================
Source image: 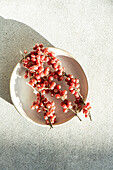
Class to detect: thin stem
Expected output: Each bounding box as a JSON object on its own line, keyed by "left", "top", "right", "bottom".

{"left": 48, "top": 117, "right": 53, "bottom": 129}
{"left": 20, "top": 50, "right": 25, "bottom": 59}
{"left": 70, "top": 108, "right": 82, "bottom": 121}
{"left": 88, "top": 111, "right": 92, "bottom": 121}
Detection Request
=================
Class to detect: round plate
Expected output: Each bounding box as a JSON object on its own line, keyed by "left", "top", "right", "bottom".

{"left": 10, "top": 47, "right": 88, "bottom": 127}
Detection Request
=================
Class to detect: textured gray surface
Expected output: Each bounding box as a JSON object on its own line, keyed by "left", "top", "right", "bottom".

{"left": 0, "top": 0, "right": 113, "bottom": 170}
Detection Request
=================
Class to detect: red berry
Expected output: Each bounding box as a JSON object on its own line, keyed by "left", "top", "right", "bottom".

{"left": 37, "top": 109, "right": 41, "bottom": 113}
{"left": 45, "top": 89, "right": 49, "bottom": 94}
{"left": 36, "top": 55, "right": 40, "bottom": 60}
{"left": 44, "top": 81, "right": 49, "bottom": 85}
{"left": 55, "top": 94, "right": 61, "bottom": 99}
{"left": 51, "top": 82, "right": 56, "bottom": 87}
{"left": 49, "top": 52, "right": 55, "bottom": 57}
{"left": 71, "top": 90, "right": 75, "bottom": 94}
{"left": 51, "top": 93, "right": 54, "bottom": 97}
{"left": 24, "top": 74, "right": 28, "bottom": 79}
{"left": 75, "top": 79, "right": 79, "bottom": 83}
{"left": 67, "top": 101, "right": 72, "bottom": 106}
{"left": 62, "top": 104, "right": 67, "bottom": 109}
{"left": 61, "top": 102, "right": 64, "bottom": 106}
{"left": 44, "top": 70, "right": 49, "bottom": 76}
{"left": 65, "top": 77, "right": 70, "bottom": 82}
{"left": 58, "top": 76, "right": 64, "bottom": 81}
{"left": 44, "top": 115, "right": 48, "bottom": 120}
{"left": 41, "top": 90, "right": 45, "bottom": 94}
{"left": 46, "top": 120, "right": 49, "bottom": 124}
{"left": 35, "top": 104, "right": 39, "bottom": 109}
{"left": 43, "top": 100, "right": 47, "bottom": 104}
{"left": 40, "top": 102, "right": 43, "bottom": 107}
{"left": 69, "top": 75, "right": 74, "bottom": 78}
{"left": 70, "top": 83, "right": 75, "bottom": 87}
{"left": 38, "top": 51, "right": 42, "bottom": 55}
{"left": 37, "top": 93, "right": 40, "bottom": 97}
{"left": 83, "top": 110, "right": 88, "bottom": 114}
{"left": 47, "top": 103, "right": 51, "bottom": 108}
{"left": 48, "top": 76, "right": 53, "bottom": 81}
{"left": 51, "top": 59, "right": 56, "bottom": 64}
{"left": 33, "top": 45, "right": 37, "bottom": 50}
{"left": 46, "top": 111, "right": 51, "bottom": 116}
{"left": 64, "top": 99, "right": 68, "bottom": 103}
{"left": 45, "top": 67, "right": 49, "bottom": 72}
{"left": 83, "top": 105, "right": 87, "bottom": 110}
{"left": 53, "top": 63, "right": 58, "bottom": 68}
{"left": 54, "top": 74, "right": 58, "bottom": 79}
{"left": 52, "top": 56, "right": 57, "bottom": 60}
{"left": 57, "top": 65, "right": 62, "bottom": 70}
{"left": 25, "top": 70, "right": 28, "bottom": 74}
{"left": 31, "top": 105, "right": 35, "bottom": 110}
{"left": 56, "top": 85, "right": 61, "bottom": 90}
{"left": 63, "top": 108, "right": 68, "bottom": 113}
{"left": 44, "top": 48, "right": 49, "bottom": 54}
{"left": 71, "top": 79, "right": 76, "bottom": 83}
{"left": 86, "top": 102, "right": 90, "bottom": 107}
{"left": 31, "top": 58, "right": 36, "bottom": 62}
{"left": 30, "top": 65, "right": 39, "bottom": 71}
{"left": 40, "top": 55, "right": 45, "bottom": 61}
{"left": 62, "top": 90, "right": 67, "bottom": 95}
{"left": 22, "top": 59, "right": 28, "bottom": 64}
{"left": 51, "top": 101, "right": 55, "bottom": 107}
{"left": 43, "top": 107, "right": 47, "bottom": 111}
{"left": 31, "top": 54, "right": 36, "bottom": 58}
{"left": 27, "top": 57, "right": 30, "bottom": 61}
{"left": 24, "top": 50, "right": 27, "bottom": 54}
{"left": 69, "top": 86, "right": 73, "bottom": 91}
{"left": 73, "top": 105, "right": 77, "bottom": 110}
{"left": 39, "top": 43, "right": 43, "bottom": 48}
{"left": 74, "top": 91, "right": 79, "bottom": 97}
{"left": 85, "top": 114, "right": 88, "bottom": 118}
{"left": 54, "top": 67, "right": 58, "bottom": 71}
{"left": 32, "top": 79, "right": 37, "bottom": 84}
{"left": 75, "top": 83, "right": 80, "bottom": 88}
{"left": 57, "top": 70, "right": 62, "bottom": 76}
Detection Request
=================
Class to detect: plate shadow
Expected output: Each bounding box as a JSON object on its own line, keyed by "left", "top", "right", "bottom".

{"left": 0, "top": 16, "right": 54, "bottom": 104}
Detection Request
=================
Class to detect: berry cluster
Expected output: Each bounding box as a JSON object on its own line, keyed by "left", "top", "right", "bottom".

{"left": 21, "top": 43, "right": 92, "bottom": 128}
{"left": 61, "top": 99, "right": 72, "bottom": 113}
{"left": 83, "top": 102, "right": 91, "bottom": 118}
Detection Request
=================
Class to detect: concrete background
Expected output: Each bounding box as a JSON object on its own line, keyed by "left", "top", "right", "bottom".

{"left": 0, "top": 0, "right": 113, "bottom": 169}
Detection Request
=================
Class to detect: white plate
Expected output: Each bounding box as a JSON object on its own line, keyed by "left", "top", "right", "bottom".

{"left": 10, "top": 47, "right": 88, "bottom": 127}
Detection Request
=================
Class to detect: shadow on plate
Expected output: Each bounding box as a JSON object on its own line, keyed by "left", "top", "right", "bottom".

{"left": 0, "top": 16, "right": 54, "bottom": 104}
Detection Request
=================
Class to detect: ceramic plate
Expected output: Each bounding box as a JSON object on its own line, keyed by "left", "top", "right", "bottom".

{"left": 10, "top": 47, "right": 88, "bottom": 127}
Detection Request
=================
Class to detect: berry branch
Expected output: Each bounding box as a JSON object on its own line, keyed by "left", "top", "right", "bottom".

{"left": 20, "top": 43, "right": 92, "bottom": 127}
{"left": 26, "top": 82, "right": 54, "bottom": 128}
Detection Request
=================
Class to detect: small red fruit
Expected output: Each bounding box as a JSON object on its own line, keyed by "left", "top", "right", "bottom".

{"left": 55, "top": 94, "right": 61, "bottom": 98}
{"left": 63, "top": 108, "right": 68, "bottom": 113}
{"left": 24, "top": 50, "right": 27, "bottom": 54}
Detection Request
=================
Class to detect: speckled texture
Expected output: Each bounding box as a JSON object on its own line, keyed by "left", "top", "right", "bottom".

{"left": 0, "top": 0, "right": 113, "bottom": 170}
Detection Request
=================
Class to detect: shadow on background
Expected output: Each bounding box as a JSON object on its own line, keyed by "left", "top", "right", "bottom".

{"left": 1, "top": 138, "right": 113, "bottom": 170}
{"left": 0, "top": 16, "right": 54, "bottom": 104}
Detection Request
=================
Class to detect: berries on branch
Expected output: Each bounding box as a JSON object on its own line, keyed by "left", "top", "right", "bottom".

{"left": 21, "top": 43, "right": 92, "bottom": 127}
